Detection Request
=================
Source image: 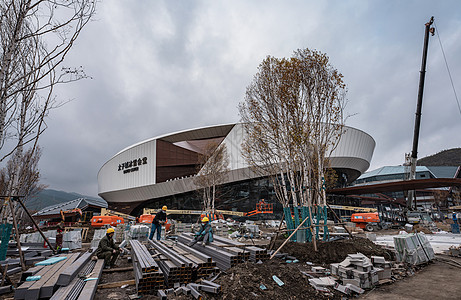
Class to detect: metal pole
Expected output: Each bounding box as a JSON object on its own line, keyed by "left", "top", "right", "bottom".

{"left": 408, "top": 16, "right": 434, "bottom": 210}
{"left": 13, "top": 197, "right": 57, "bottom": 253}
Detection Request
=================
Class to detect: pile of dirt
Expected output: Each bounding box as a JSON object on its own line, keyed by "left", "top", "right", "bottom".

{"left": 271, "top": 237, "right": 393, "bottom": 264}
{"left": 209, "top": 260, "right": 341, "bottom": 300}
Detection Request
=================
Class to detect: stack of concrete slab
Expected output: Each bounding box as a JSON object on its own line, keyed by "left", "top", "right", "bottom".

{"left": 20, "top": 230, "right": 57, "bottom": 245}
{"left": 90, "top": 229, "right": 107, "bottom": 248}
{"left": 127, "top": 224, "right": 150, "bottom": 241}
{"left": 394, "top": 233, "right": 435, "bottom": 265}
{"left": 330, "top": 253, "right": 381, "bottom": 290}
{"left": 62, "top": 230, "right": 81, "bottom": 250}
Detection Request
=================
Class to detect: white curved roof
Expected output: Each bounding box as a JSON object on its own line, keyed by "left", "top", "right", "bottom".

{"left": 98, "top": 123, "right": 375, "bottom": 203}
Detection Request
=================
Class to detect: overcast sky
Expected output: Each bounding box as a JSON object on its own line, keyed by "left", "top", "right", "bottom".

{"left": 38, "top": 1, "right": 461, "bottom": 197}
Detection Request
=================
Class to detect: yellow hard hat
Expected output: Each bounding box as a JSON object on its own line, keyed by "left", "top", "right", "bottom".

{"left": 107, "top": 228, "right": 115, "bottom": 234}
{"left": 162, "top": 206, "right": 167, "bottom": 211}
{"left": 202, "top": 217, "right": 209, "bottom": 222}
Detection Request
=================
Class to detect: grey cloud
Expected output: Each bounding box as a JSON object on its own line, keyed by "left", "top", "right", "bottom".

{"left": 33, "top": 1, "right": 461, "bottom": 197}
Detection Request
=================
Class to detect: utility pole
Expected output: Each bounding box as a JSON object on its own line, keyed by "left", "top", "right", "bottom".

{"left": 407, "top": 17, "right": 435, "bottom": 211}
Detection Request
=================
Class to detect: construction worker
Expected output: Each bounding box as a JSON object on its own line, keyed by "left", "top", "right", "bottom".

{"left": 95, "top": 228, "right": 120, "bottom": 269}
{"left": 189, "top": 217, "right": 213, "bottom": 246}
{"left": 149, "top": 205, "right": 167, "bottom": 240}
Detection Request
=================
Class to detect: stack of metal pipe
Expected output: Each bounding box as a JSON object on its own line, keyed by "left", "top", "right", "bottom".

{"left": 149, "top": 240, "right": 194, "bottom": 287}
{"left": 172, "top": 242, "right": 218, "bottom": 278}
{"left": 246, "top": 246, "right": 270, "bottom": 261}
{"left": 131, "top": 240, "right": 165, "bottom": 294}
{"left": 177, "top": 234, "right": 242, "bottom": 270}
{"left": 213, "top": 235, "right": 269, "bottom": 261}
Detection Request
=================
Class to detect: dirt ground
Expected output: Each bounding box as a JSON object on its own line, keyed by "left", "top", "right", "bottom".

{"left": 360, "top": 255, "right": 461, "bottom": 300}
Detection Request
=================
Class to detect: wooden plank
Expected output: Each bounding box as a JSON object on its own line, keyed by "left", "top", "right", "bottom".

{"left": 97, "top": 279, "right": 135, "bottom": 289}
{"left": 102, "top": 266, "right": 133, "bottom": 273}
{"left": 40, "top": 253, "right": 80, "bottom": 298}
{"left": 76, "top": 259, "right": 104, "bottom": 300}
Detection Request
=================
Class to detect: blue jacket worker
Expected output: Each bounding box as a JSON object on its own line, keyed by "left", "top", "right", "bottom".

{"left": 149, "top": 206, "right": 167, "bottom": 240}
{"left": 189, "top": 217, "right": 213, "bottom": 246}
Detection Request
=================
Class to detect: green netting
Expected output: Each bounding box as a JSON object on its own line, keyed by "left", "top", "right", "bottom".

{"left": 301, "top": 206, "right": 312, "bottom": 242}
{"left": 321, "top": 206, "right": 329, "bottom": 241}
{"left": 0, "top": 223, "right": 13, "bottom": 261}
{"left": 283, "top": 207, "right": 296, "bottom": 242}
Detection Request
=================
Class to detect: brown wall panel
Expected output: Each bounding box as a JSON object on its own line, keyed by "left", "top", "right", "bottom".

{"left": 156, "top": 140, "right": 200, "bottom": 182}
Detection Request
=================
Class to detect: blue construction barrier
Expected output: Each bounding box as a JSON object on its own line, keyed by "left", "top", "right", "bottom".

{"left": 0, "top": 223, "right": 13, "bottom": 261}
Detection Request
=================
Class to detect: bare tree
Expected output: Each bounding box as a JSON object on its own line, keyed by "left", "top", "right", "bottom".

{"left": 0, "top": 146, "right": 46, "bottom": 226}
{"left": 239, "top": 48, "right": 346, "bottom": 243}
{"left": 194, "top": 142, "right": 230, "bottom": 212}
{"left": 0, "top": 0, "right": 96, "bottom": 219}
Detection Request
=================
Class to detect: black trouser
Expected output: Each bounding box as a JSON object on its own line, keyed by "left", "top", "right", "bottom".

{"left": 97, "top": 250, "right": 119, "bottom": 266}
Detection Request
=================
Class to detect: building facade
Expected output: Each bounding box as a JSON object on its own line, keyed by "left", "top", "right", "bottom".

{"left": 98, "top": 123, "right": 375, "bottom": 216}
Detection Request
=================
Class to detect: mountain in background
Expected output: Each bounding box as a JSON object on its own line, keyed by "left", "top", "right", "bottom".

{"left": 26, "top": 189, "right": 102, "bottom": 212}
{"left": 417, "top": 148, "right": 461, "bottom": 166}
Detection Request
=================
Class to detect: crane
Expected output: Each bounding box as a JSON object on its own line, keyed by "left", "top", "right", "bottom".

{"left": 406, "top": 16, "right": 435, "bottom": 211}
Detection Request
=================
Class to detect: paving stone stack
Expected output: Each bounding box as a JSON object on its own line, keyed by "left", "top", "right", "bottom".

{"left": 393, "top": 233, "right": 435, "bottom": 265}
{"left": 330, "top": 253, "right": 390, "bottom": 290}
{"left": 371, "top": 256, "right": 392, "bottom": 281}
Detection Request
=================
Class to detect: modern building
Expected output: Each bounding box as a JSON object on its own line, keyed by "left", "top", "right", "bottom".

{"left": 98, "top": 123, "right": 375, "bottom": 216}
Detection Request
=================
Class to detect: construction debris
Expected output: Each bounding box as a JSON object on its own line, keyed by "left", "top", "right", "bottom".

{"left": 444, "top": 245, "right": 461, "bottom": 257}
{"left": 330, "top": 252, "right": 391, "bottom": 290}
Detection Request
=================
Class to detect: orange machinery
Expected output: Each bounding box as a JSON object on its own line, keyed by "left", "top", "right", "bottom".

{"left": 245, "top": 200, "right": 274, "bottom": 217}
{"left": 351, "top": 212, "right": 380, "bottom": 231}
{"left": 90, "top": 215, "right": 124, "bottom": 228}
{"left": 138, "top": 214, "right": 171, "bottom": 231}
